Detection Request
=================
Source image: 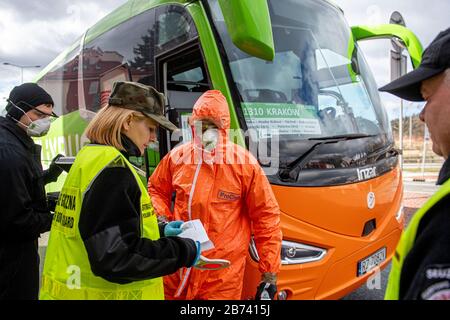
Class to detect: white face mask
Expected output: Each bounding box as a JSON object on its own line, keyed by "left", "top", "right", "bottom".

{"left": 202, "top": 128, "right": 219, "bottom": 152}
{"left": 9, "top": 102, "right": 52, "bottom": 137}
{"left": 25, "top": 117, "right": 52, "bottom": 137}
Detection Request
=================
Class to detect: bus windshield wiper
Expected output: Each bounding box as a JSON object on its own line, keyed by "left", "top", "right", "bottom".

{"left": 307, "top": 133, "right": 377, "bottom": 141}
{"left": 279, "top": 133, "right": 377, "bottom": 181}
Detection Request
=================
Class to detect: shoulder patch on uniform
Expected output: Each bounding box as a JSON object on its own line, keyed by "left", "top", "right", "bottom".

{"left": 107, "top": 155, "right": 127, "bottom": 168}
{"left": 421, "top": 281, "right": 450, "bottom": 300}
{"left": 425, "top": 265, "right": 450, "bottom": 280}
{"left": 421, "top": 265, "right": 450, "bottom": 300}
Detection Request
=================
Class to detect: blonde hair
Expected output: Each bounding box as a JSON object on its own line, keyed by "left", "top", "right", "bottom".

{"left": 85, "top": 105, "right": 146, "bottom": 150}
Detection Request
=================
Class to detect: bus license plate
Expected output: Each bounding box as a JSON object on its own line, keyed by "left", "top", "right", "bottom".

{"left": 357, "top": 247, "right": 386, "bottom": 277}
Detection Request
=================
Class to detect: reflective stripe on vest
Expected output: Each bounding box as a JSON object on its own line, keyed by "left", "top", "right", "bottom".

{"left": 40, "top": 145, "right": 164, "bottom": 300}
{"left": 385, "top": 178, "right": 450, "bottom": 299}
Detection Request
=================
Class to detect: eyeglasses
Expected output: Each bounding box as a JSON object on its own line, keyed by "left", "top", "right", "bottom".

{"left": 10, "top": 100, "right": 58, "bottom": 119}
{"left": 202, "top": 123, "right": 217, "bottom": 131}
{"left": 32, "top": 107, "right": 54, "bottom": 119}
{"left": 194, "top": 120, "right": 217, "bottom": 132}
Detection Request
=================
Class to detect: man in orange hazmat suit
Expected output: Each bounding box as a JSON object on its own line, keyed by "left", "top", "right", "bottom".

{"left": 148, "top": 90, "right": 282, "bottom": 300}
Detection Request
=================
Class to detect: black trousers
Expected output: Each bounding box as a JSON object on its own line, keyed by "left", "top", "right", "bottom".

{"left": 0, "top": 240, "right": 40, "bottom": 300}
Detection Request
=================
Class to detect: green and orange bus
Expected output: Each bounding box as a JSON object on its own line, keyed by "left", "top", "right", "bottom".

{"left": 34, "top": 0, "right": 423, "bottom": 299}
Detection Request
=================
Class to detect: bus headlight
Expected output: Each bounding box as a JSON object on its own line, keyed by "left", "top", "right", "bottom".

{"left": 249, "top": 238, "right": 327, "bottom": 265}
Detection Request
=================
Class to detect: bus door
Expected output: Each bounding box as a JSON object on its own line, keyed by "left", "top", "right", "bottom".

{"left": 154, "top": 41, "right": 212, "bottom": 159}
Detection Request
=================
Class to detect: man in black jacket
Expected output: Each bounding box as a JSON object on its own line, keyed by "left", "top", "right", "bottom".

{"left": 380, "top": 28, "right": 450, "bottom": 300}
{"left": 0, "top": 83, "right": 63, "bottom": 300}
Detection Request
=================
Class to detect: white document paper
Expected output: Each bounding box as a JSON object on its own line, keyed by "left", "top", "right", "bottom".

{"left": 178, "top": 219, "right": 214, "bottom": 252}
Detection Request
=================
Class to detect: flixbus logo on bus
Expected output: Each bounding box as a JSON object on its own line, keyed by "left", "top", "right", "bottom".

{"left": 357, "top": 167, "right": 377, "bottom": 181}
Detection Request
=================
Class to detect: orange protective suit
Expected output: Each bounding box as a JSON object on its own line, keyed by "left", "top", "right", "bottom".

{"left": 148, "top": 90, "right": 282, "bottom": 300}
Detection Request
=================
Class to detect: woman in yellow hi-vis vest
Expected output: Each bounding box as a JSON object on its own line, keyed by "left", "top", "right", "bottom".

{"left": 40, "top": 82, "right": 201, "bottom": 300}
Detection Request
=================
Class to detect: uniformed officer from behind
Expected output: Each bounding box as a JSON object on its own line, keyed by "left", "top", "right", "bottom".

{"left": 380, "top": 28, "right": 450, "bottom": 300}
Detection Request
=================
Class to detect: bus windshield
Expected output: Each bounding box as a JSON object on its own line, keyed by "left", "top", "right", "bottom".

{"left": 207, "top": 0, "right": 393, "bottom": 173}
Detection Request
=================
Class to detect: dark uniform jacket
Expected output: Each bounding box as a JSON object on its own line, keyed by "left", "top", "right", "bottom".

{"left": 399, "top": 158, "right": 450, "bottom": 300}
{"left": 0, "top": 116, "right": 59, "bottom": 299}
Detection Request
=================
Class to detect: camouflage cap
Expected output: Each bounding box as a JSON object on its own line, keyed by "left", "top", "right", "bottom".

{"left": 108, "top": 81, "right": 178, "bottom": 131}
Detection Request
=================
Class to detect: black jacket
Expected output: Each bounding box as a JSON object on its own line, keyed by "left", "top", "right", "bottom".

{"left": 399, "top": 157, "right": 450, "bottom": 300}
{"left": 0, "top": 116, "right": 61, "bottom": 299}
{"left": 0, "top": 116, "right": 58, "bottom": 243}
{"left": 78, "top": 136, "right": 197, "bottom": 284}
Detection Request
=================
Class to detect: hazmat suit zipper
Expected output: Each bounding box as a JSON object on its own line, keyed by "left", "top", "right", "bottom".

{"left": 174, "top": 155, "right": 203, "bottom": 298}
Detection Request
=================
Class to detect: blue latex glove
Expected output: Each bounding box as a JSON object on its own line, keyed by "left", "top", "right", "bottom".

{"left": 164, "top": 220, "right": 184, "bottom": 236}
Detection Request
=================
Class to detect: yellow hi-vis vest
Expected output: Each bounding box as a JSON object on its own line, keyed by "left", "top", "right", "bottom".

{"left": 40, "top": 145, "right": 164, "bottom": 300}
{"left": 385, "top": 178, "right": 450, "bottom": 299}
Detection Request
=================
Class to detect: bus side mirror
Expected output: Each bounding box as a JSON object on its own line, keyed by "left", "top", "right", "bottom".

{"left": 218, "top": 0, "right": 275, "bottom": 61}
{"left": 351, "top": 24, "right": 423, "bottom": 69}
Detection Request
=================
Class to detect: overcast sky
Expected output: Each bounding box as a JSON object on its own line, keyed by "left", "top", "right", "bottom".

{"left": 0, "top": 0, "right": 449, "bottom": 119}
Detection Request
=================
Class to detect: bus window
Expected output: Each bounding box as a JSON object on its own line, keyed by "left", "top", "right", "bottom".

{"left": 158, "top": 47, "right": 211, "bottom": 151}
{"left": 156, "top": 5, "right": 198, "bottom": 55}
{"left": 154, "top": 4, "right": 210, "bottom": 154}
{"left": 37, "top": 46, "right": 81, "bottom": 116}
{"left": 208, "top": 0, "right": 393, "bottom": 180}
{"left": 81, "top": 9, "right": 157, "bottom": 113}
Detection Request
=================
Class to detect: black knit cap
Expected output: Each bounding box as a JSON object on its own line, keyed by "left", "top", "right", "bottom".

{"left": 6, "top": 82, "right": 55, "bottom": 120}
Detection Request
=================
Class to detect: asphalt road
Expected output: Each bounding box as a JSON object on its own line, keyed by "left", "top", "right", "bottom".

{"left": 403, "top": 163, "right": 442, "bottom": 169}
{"left": 404, "top": 181, "right": 439, "bottom": 194}
{"left": 342, "top": 264, "right": 391, "bottom": 300}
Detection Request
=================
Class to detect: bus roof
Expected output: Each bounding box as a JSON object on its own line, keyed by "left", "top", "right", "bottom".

{"left": 34, "top": 0, "right": 344, "bottom": 82}
{"left": 84, "top": 0, "right": 197, "bottom": 46}
{"left": 324, "top": 0, "right": 344, "bottom": 14}
{"left": 34, "top": 0, "right": 190, "bottom": 82}
{"left": 85, "top": 0, "right": 344, "bottom": 50}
